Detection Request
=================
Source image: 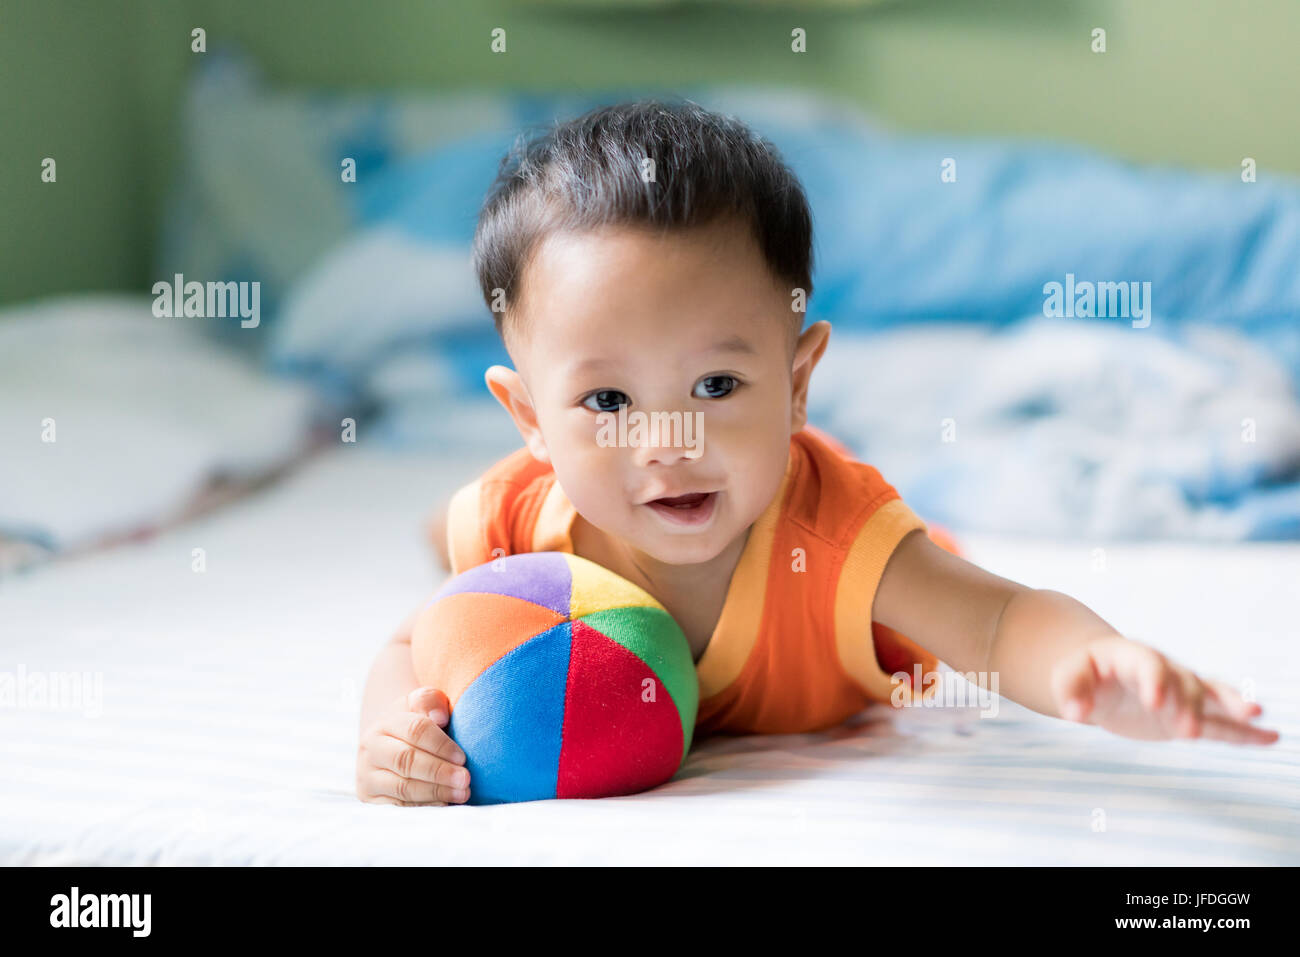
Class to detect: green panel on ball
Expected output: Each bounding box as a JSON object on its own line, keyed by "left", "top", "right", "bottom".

{"left": 576, "top": 605, "right": 699, "bottom": 758}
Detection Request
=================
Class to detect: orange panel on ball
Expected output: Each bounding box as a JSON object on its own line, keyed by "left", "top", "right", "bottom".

{"left": 411, "top": 591, "right": 566, "bottom": 706}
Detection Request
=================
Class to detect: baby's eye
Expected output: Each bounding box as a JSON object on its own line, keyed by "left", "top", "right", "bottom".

{"left": 581, "top": 389, "right": 630, "bottom": 413}
{"left": 692, "top": 375, "right": 738, "bottom": 399}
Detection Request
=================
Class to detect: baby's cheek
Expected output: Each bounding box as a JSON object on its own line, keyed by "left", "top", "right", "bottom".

{"left": 706, "top": 403, "right": 777, "bottom": 447}
{"left": 564, "top": 470, "right": 627, "bottom": 525}
{"left": 547, "top": 416, "right": 600, "bottom": 456}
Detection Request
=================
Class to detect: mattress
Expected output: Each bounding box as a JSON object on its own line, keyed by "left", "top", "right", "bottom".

{"left": 1, "top": 445, "right": 1296, "bottom": 865}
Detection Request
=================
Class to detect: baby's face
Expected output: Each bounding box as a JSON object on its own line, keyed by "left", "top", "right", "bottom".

{"left": 496, "top": 217, "right": 819, "bottom": 566}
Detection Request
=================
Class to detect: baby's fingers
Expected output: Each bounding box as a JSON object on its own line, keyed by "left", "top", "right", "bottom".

{"left": 1137, "top": 648, "right": 1171, "bottom": 711}
{"left": 1196, "top": 714, "right": 1280, "bottom": 747}
{"left": 1168, "top": 668, "right": 1206, "bottom": 738}
{"left": 363, "top": 767, "right": 462, "bottom": 806}
{"left": 1202, "top": 679, "right": 1264, "bottom": 722}
{"left": 406, "top": 686, "right": 452, "bottom": 723}
{"left": 367, "top": 731, "right": 471, "bottom": 797}
{"left": 381, "top": 708, "right": 466, "bottom": 767}
{"left": 1051, "top": 647, "right": 1099, "bottom": 722}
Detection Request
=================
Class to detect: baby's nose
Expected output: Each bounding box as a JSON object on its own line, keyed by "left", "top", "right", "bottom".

{"left": 636, "top": 441, "right": 694, "bottom": 468}
{"left": 629, "top": 417, "right": 702, "bottom": 467}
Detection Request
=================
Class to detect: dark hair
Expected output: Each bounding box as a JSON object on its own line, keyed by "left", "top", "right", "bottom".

{"left": 472, "top": 98, "right": 815, "bottom": 339}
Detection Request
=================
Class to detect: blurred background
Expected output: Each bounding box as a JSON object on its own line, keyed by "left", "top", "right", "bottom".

{"left": 2, "top": 0, "right": 1299, "bottom": 571}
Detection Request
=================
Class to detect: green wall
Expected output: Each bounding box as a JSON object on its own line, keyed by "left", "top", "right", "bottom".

{"left": 2, "top": 0, "right": 1298, "bottom": 306}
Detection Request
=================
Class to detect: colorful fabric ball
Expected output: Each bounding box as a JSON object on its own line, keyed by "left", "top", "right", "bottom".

{"left": 412, "top": 551, "right": 698, "bottom": 805}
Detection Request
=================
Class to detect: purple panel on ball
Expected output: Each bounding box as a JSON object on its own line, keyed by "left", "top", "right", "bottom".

{"left": 432, "top": 551, "right": 573, "bottom": 617}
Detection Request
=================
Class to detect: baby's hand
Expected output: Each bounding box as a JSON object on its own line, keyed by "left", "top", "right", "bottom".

{"left": 1050, "top": 635, "right": 1279, "bottom": 745}
{"left": 356, "top": 687, "right": 472, "bottom": 805}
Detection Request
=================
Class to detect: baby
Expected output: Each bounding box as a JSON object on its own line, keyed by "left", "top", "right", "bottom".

{"left": 355, "top": 100, "right": 1277, "bottom": 806}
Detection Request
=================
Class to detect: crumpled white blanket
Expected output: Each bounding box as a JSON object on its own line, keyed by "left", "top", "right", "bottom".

{"left": 0, "top": 294, "right": 318, "bottom": 562}
{"left": 808, "top": 318, "right": 1300, "bottom": 541}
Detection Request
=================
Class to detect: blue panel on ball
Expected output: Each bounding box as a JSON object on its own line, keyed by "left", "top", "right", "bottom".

{"left": 449, "top": 621, "right": 571, "bottom": 805}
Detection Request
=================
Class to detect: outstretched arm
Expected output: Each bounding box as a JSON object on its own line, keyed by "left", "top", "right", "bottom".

{"left": 873, "top": 530, "right": 1278, "bottom": 745}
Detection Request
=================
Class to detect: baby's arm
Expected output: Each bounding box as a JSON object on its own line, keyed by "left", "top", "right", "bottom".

{"left": 355, "top": 608, "right": 471, "bottom": 804}
{"left": 874, "top": 530, "right": 1278, "bottom": 746}
{"left": 426, "top": 499, "right": 452, "bottom": 574}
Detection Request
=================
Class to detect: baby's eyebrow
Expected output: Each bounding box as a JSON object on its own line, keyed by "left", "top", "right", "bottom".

{"left": 566, "top": 335, "right": 757, "bottom": 377}
{"left": 706, "top": 335, "right": 758, "bottom": 356}
{"left": 567, "top": 356, "right": 617, "bottom": 376}
{"left": 561, "top": 332, "right": 759, "bottom": 377}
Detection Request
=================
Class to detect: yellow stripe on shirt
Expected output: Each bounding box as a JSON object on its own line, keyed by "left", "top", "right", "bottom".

{"left": 833, "top": 498, "right": 931, "bottom": 703}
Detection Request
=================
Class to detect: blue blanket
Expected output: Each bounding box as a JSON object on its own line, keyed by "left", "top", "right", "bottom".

{"left": 174, "top": 71, "right": 1297, "bottom": 539}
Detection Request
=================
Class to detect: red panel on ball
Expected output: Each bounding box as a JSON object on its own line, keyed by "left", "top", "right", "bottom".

{"left": 556, "top": 620, "right": 686, "bottom": 799}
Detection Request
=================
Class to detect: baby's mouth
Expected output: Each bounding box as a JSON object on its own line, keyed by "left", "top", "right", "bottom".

{"left": 652, "top": 492, "right": 711, "bottom": 508}
{"left": 644, "top": 491, "right": 718, "bottom": 527}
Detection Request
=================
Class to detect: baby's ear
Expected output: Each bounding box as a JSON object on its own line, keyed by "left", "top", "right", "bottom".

{"left": 790, "top": 321, "right": 831, "bottom": 433}
{"left": 484, "top": 365, "right": 550, "bottom": 463}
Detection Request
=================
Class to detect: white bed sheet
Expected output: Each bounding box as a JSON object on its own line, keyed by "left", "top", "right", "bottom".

{"left": 1, "top": 445, "right": 1297, "bottom": 866}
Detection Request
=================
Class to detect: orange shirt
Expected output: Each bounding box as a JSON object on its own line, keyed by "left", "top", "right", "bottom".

{"left": 443, "top": 425, "right": 957, "bottom": 737}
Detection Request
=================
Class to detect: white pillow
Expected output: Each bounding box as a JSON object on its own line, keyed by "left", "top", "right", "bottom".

{"left": 0, "top": 294, "right": 318, "bottom": 557}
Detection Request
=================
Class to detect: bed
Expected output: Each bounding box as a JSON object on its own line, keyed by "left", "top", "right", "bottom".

{"left": 3, "top": 441, "right": 1296, "bottom": 866}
